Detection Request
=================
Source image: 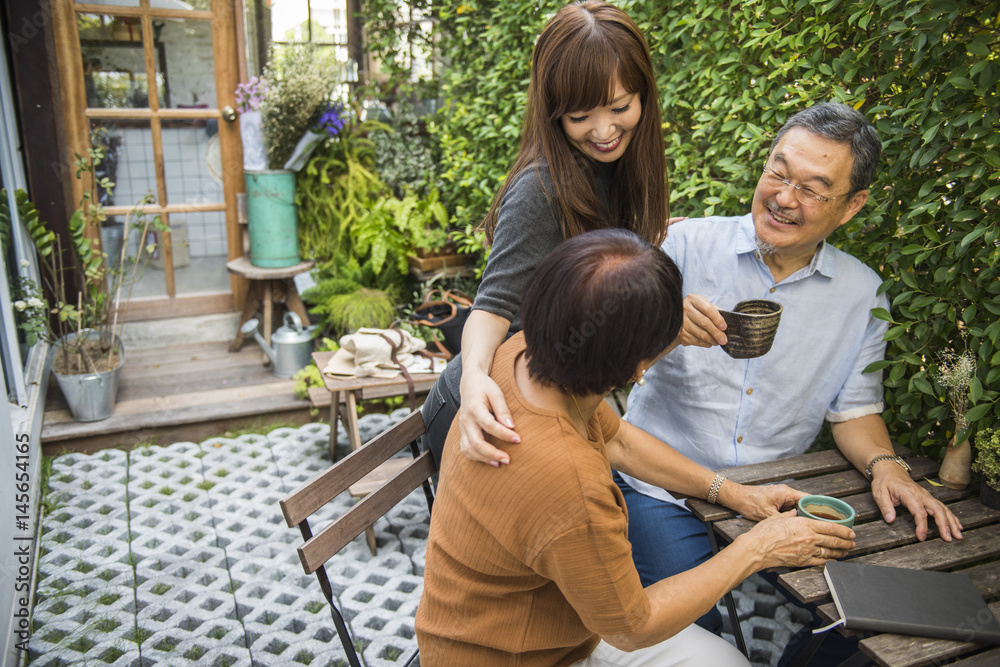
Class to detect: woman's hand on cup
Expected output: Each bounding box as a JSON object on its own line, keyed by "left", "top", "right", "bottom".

{"left": 740, "top": 511, "right": 856, "bottom": 570}
{"left": 458, "top": 371, "right": 519, "bottom": 466}
{"left": 722, "top": 482, "right": 804, "bottom": 522}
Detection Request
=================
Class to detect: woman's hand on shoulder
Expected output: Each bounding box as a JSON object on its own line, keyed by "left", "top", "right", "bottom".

{"left": 458, "top": 370, "right": 520, "bottom": 466}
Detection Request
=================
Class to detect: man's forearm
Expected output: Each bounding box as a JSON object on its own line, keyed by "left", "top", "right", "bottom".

{"left": 830, "top": 414, "right": 898, "bottom": 477}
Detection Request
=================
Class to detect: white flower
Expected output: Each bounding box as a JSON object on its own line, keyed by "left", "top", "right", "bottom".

{"left": 20, "top": 259, "right": 30, "bottom": 268}
{"left": 14, "top": 300, "right": 26, "bottom": 311}
{"left": 27, "top": 297, "right": 44, "bottom": 309}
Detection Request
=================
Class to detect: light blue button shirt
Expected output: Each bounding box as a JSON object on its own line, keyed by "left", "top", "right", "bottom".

{"left": 620, "top": 214, "right": 890, "bottom": 505}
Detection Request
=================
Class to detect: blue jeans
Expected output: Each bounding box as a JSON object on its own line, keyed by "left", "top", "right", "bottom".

{"left": 614, "top": 471, "right": 723, "bottom": 634}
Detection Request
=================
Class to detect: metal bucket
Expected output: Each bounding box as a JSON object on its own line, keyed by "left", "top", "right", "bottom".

{"left": 51, "top": 330, "right": 125, "bottom": 422}
{"left": 245, "top": 169, "right": 300, "bottom": 268}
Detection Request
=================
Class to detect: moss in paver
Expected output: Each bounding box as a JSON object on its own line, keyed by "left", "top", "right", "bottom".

{"left": 99, "top": 646, "right": 126, "bottom": 663}
{"left": 197, "top": 480, "right": 215, "bottom": 491}
{"left": 304, "top": 600, "right": 325, "bottom": 614}
{"left": 92, "top": 618, "right": 122, "bottom": 632}
{"left": 293, "top": 649, "right": 315, "bottom": 664}
{"left": 96, "top": 592, "right": 120, "bottom": 606}
{"left": 182, "top": 492, "right": 198, "bottom": 501}
{"left": 214, "top": 468, "right": 230, "bottom": 478}
{"left": 73, "top": 560, "right": 96, "bottom": 574}
{"left": 124, "top": 627, "right": 153, "bottom": 644}
{"left": 206, "top": 625, "right": 228, "bottom": 640}
{"left": 158, "top": 486, "right": 176, "bottom": 496}
{"left": 153, "top": 636, "right": 180, "bottom": 652}
{"left": 184, "top": 645, "right": 207, "bottom": 660}
{"left": 382, "top": 646, "right": 403, "bottom": 661}
{"left": 65, "top": 635, "right": 97, "bottom": 653}
{"left": 150, "top": 582, "right": 172, "bottom": 595}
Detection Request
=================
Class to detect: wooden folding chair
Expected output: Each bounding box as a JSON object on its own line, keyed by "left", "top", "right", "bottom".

{"left": 279, "top": 410, "right": 435, "bottom": 667}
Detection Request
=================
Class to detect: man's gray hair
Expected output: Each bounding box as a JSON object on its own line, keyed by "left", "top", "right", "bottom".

{"left": 770, "top": 102, "right": 881, "bottom": 195}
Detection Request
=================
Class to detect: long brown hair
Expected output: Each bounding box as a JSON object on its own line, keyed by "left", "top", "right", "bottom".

{"left": 483, "top": 0, "right": 668, "bottom": 246}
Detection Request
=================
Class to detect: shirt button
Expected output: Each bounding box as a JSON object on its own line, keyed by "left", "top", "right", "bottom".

{"left": 746, "top": 388, "right": 753, "bottom": 395}
{"left": 737, "top": 436, "right": 743, "bottom": 443}
{"left": 769, "top": 287, "right": 776, "bottom": 293}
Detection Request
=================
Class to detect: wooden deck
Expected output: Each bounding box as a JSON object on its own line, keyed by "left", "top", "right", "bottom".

{"left": 41, "top": 341, "right": 315, "bottom": 455}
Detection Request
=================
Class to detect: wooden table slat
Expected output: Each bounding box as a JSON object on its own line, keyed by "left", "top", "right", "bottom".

{"left": 859, "top": 600, "right": 1000, "bottom": 667}
{"left": 689, "top": 450, "right": 941, "bottom": 523}
{"left": 713, "top": 482, "right": 973, "bottom": 543}
{"left": 778, "top": 522, "right": 1000, "bottom": 605}
{"left": 947, "top": 647, "right": 1000, "bottom": 667}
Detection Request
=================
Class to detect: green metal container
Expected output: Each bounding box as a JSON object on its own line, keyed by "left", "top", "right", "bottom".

{"left": 245, "top": 170, "right": 301, "bottom": 268}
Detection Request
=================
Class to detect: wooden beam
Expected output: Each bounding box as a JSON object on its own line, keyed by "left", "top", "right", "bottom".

{"left": 214, "top": 0, "right": 249, "bottom": 310}
{"left": 113, "top": 292, "right": 236, "bottom": 321}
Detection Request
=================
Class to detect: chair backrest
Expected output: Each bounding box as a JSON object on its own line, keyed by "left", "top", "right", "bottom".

{"left": 279, "top": 410, "right": 434, "bottom": 667}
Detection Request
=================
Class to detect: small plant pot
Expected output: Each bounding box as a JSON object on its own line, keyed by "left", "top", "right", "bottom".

{"left": 980, "top": 478, "right": 1000, "bottom": 511}
{"left": 939, "top": 436, "right": 971, "bottom": 489}
{"left": 51, "top": 330, "right": 125, "bottom": 422}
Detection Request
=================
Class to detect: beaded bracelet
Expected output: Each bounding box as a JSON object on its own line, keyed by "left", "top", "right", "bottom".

{"left": 707, "top": 473, "right": 727, "bottom": 504}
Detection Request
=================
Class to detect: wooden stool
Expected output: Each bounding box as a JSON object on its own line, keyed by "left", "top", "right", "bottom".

{"left": 227, "top": 256, "right": 314, "bottom": 351}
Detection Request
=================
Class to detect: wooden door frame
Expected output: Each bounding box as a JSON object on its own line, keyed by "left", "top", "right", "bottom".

{"left": 51, "top": 0, "right": 247, "bottom": 320}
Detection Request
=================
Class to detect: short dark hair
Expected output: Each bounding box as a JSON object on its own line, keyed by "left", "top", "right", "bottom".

{"left": 521, "top": 229, "right": 683, "bottom": 396}
{"left": 770, "top": 102, "right": 881, "bottom": 194}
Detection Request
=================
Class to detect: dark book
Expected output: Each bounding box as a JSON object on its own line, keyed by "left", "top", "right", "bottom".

{"left": 823, "top": 562, "right": 1000, "bottom": 644}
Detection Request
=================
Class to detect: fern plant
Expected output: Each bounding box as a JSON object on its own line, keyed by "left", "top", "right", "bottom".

{"left": 353, "top": 187, "right": 451, "bottom": 274}
{"left": 302, "top": 253, "right": 404, "bottom": 337}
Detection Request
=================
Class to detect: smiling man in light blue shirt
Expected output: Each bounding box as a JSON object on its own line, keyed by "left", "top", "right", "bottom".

{"left": 615, "top": 103, "right": 964, "bottom": 635}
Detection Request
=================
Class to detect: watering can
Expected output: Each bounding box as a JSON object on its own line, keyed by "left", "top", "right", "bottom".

{"left": 241, "top": 312, "right": 318, "bottom": 378}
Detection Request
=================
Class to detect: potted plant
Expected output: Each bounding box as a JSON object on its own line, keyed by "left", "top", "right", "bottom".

{"left": 236, "top": 46, "right": 341, "bottom": 268}
{"left": 5, "top": 141, "right": 166, "bottom": 421}
{"left": 972, "top": 427, "right": 1000, "bottom": 510}
{"left": 934, "top": 347, "right": 977, "bottom": 489}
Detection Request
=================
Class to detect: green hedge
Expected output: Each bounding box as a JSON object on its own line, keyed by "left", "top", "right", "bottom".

{"left": 428, "top": 0, "right": 999, "bottom": 456}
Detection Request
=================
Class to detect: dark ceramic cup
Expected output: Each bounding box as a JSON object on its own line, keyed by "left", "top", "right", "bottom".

{"left": 719, "top": 299, "right": 783, "bottom": 358}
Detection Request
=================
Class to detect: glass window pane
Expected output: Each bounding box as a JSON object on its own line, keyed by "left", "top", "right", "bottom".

{"left": 79, "top": 14, "right": 167, "bottom": 109}
{"left": 158, "top": 17, "right": 216, "bottom": 108}
{"left": 310, "top": 0, "right": 349, "bottom": 44}
{"left": 270, "top": 0, "right": 310, "bottom": 42}
{"left": 162, "top": 122, "right": 223, "bottom": 205}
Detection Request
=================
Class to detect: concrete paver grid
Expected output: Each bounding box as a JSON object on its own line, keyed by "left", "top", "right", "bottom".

{"left": 28, "top": 412, "right": 805, "bottom": 667}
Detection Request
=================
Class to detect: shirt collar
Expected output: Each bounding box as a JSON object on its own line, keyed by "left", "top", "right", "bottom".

{"left": 735, "top": 214, "right": 836, "bottom": 280}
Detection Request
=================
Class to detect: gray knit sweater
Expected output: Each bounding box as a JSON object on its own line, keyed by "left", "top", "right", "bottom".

{"left": 440, "top": 161, "right": 615, "bottom": 396}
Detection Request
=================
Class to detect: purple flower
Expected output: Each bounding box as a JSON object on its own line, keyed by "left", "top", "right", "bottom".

{"left": 234, "top": 76, "right": 269, "bottom": 114}
{"left": 314, "top": 102, "right": 347, "bottom": 138}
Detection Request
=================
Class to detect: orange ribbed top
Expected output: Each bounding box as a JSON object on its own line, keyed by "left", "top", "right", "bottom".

{"left": 416, "top": 333, "right": 650, "bottom": 666}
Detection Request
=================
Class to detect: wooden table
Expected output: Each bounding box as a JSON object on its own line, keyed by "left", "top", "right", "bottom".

{"left": 311, "top": 351, "right": 441, "bottom": 460}
{"left": 227, "top": 256, "right": 314, "bottom": 351}
{"left": 686, "top": 446, "right": 1000, "bottom": 667}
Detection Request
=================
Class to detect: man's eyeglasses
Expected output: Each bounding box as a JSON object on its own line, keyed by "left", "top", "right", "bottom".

{"left": 761, "top": 163, "right": 852, "bottom": 207}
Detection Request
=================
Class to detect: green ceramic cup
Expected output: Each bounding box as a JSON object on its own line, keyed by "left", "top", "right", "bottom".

{"left": 797, "top": 494, "right": 856, "bottom": 528}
